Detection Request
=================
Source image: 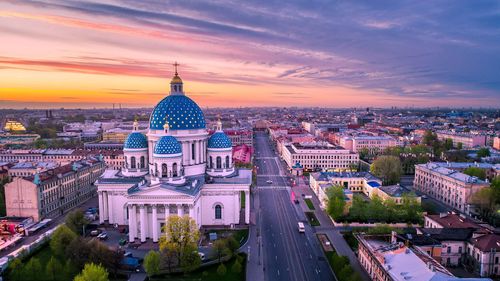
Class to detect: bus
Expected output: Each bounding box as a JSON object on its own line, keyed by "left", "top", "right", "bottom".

{"left": 298, "top": 222, "right": 305, "bottom": 233}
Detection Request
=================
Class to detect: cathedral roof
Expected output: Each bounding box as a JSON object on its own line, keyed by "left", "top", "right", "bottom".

{"left": 124, "top": 132, "right": 148, "bottom": 149}
{"left": 154, "top": 135, "right": 182, "bottom": 155}
{"left": 208, "top": 131, "right": 232, "bottom": 149}
{"left": 149, "top": 94, "right": 206, "bottom": 131}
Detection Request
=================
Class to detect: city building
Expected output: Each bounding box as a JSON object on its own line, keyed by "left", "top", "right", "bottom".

{"left": 3, "top": 121, "right": 26, "bottom": 132}
{"left": 96, "top": 71, "right": 251, "bottom": 244}
{"left": 232, "top": 144, "right": 253, "bottom": 164}
{"left": 309, "top": 171, "right": 419, "bottom": 208}
{"left": 414, "top": 163, "right": 490, "bottom": 214}
{"left": 436, "top": 131, "right": 486, "bottom": 148}
{"left": 338, "top": 135, "right": 401, "bottom": 155}
{"left": 282, "top": 142, "right": 359, "bottom": 172}
{"left": 5, "top": 158, "right": 105, "bottom": 221}
{"left": 493, "top": 136, "right": 500, "bottom": 151}
{"left": 356, "top": 233, "right": 492, "bottom": 281}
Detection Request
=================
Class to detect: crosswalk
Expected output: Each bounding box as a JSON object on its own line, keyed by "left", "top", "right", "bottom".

{"left": 256, "top": 186, "right": 290, "bottom": 190}
{"left": 256, "top": 174, "right": 283, "bottom": 177}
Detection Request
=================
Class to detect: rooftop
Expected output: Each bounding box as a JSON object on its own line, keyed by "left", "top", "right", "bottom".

{"left": 417, "top": 163, "right": 487, "bottom": 184}
{"left": 426, "top": 213, "right": 481, "bottom": 229}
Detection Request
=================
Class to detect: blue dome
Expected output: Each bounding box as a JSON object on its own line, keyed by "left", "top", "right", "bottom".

{"left": 149, "top": 95, "right": 206, "bottom": 130}
{"left": 208, "top": 132, "right": 232, "bottom": 149}
{"left": 154, "top": 136, "right": 182, "bottom": 155}
{"left": 124, "top": 132, "right": 147, "bottom": 149}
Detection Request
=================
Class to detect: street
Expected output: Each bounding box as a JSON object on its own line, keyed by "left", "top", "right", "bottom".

{"left": 251, "top": 131, "right": 334, "bottom": 281}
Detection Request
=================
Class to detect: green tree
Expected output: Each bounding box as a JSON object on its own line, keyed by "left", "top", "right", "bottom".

{"left": 50, "top": 225, "right": 77, "bottom": 258}
{"left": 477, "top": 147, "right": 491, "bottom": 158}
{"left": 159, "top": 215, "right": 200, "bottom": 270}
{"left": 180, "top": 246, "right": 201, "bottom": 273}
{"left": 231, "top": 259, "right": 242, "bottom": 273}
{"left": 226, "top": 236, "right": 240, "bottom": 257}
{"left": 213, "top": 239, "right": 230, "bottom": 263}
{"left": 370, "top": 155, "right": 402, "bottom": 185}
{"left": 160, "top": 242, "right": 179, "bottom": 273}
{"left": 73, "top": 263, "right": 109, "bottom": 281}
{"left": 444, "top": 138, "right": 453, "bottom": 150}
{"left": 8, "top": 258, "right": 23, "bottom": 281}
{"left": 326, "top": 186, "right": 346, "bottom": 220}
{"left": 457, "top": 142, "right": 463, "bottom": 150}
{"left": 217, "top": 263, "right": 227, "bottom": 276}
{"left": 144, "top": 250, "right": 161, "bottom": 278}
{"left": 463, "top": 167, "right": 486, "bottom": 180}
{"left": 65, "top": 209, "right": 89, "bottom": 235}
{"left": 331, "top": 254, "right": 349, "bottom": 273}
{"left": 46, "top": 257, "right": 63, "bottom": 281}
{"left": 359, "top": 147, "right": 370, "bottom": 160}
{"left": 338, "top": 264, "right": 354, "bottom": 281}
{"left": 23, "top": 257, "right": 42, "bottom": 280}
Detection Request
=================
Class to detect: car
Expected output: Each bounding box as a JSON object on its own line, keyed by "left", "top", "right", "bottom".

{"left": 97, "top": 232, "right": 108, "bottom": 240}
{"left": 422, "top": 195, "right": 428, "bottom": 199}
{"left": 266, "top": 180, "right": 273, "bottom": 184}
{"left": 90, "top": 229, "right": 102, "bottom": 236}
{"left": 124, "top": 252, "right": 133, "bottom": 257}
{"left": 198, "top": 252, "right": 206, "bottom": 261}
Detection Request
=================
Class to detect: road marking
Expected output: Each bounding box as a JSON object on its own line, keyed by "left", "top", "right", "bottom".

{"left": 277, "top": 269, "right": 280, "bottom": 276}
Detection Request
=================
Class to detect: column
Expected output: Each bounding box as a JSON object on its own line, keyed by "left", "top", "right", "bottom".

{"left": 188, "top": 204, "right": 194, "bottom": 219}
{"left": 152, "top": 205, "right": 158, "bottom": 242}
{"left": 128, "top": 205, "right": 136, "bottom": 242}
{"left": 177, "top": 204, "right": 184, "bottom": 216}
{"left": 103, "top": 191, "right": 109, "bottom": 221}
{"left": 165, "top": 204, "right": 170, "bottom": 222}
{"left": 245, "top": 191, "right": 250, "bottom": 224}
{"left": 183, "top": 142, "right": 189, "bottom": 165}
{"left": 140, "top": 205, "right": 146, "bottom": 242}
{"left": 98, "top": 191, "right": 104, "bottom": 224}
{"left": 198, "top": 140, "right": 202, "bottom": 163}
{"left": 108, "top": 192, "right": 114, "bottom": 223}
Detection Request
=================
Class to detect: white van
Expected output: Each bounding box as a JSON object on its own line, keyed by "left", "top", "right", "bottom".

{"left": 298, "top": 222, "right": 305, "bottom": 233}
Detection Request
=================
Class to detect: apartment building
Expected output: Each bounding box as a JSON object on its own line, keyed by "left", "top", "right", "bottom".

{"left": 338, "top": 135, "right": 401, "bottom": 155}
{"left": 436, "top": 131, "right": 486, "bottom": 148}
{"left": 282, "top": 142, "right": 359, "bottom": 172}
{"left": 355, "top": 233, "right": 490, "bottom": 281}
{"left": 5, "top": 158, "right": 105, "bottom": 221}
{"left": 414, "top": 163, "right": 490, "bottom": 214}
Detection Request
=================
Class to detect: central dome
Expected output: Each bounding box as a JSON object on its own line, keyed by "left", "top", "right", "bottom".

{"left": 149, "top": 95, "right": 206, "bottom": 130}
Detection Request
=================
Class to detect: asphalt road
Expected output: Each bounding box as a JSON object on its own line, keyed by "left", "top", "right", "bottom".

{"left": 254, "top": 132, "right": 334, "bottom": 281}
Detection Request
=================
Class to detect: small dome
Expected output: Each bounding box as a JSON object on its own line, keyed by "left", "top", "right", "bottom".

{"left": 208, "top": 132, "right": 232, "bottom": 149}
{"left": 154, "top": 136, "right": 182, "bottom": 155}
{"left": 171, "top": 75, "right": 183, "bottom": 84}
{"left": 124, "top": 132, "right": 147, "bottom": 149}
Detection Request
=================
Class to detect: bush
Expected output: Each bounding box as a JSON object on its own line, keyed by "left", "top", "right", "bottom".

{"left": 231, "top": 259, "right": 242, "bottom": 273}
{"left": 217, "top": 263, "right": 227, "bottom": 276}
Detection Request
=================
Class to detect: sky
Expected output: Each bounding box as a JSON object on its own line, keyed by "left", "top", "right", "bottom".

{"left": 0, "top": 0, "right": 499, "bottom": 109}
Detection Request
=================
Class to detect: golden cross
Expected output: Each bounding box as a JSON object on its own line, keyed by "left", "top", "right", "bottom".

{"left": 173, "top": 62, "right": 180, "bottom": 75}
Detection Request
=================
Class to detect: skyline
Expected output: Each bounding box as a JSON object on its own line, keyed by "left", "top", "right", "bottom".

{"left": 1, "top": 1, "right": 500, "bottom": 109}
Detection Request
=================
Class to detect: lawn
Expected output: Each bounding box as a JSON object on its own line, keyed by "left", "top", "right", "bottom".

{"left": 233, "top": 229, "right": 249, "bottom": 246}
{"left": 155, "top": 253, "right": 246, "bottom": 281}
{"left": 304, "top": 198, "right": 315, "bottom": 210}
{"left": 305, "top": 212, "right": 320, "bottom": 226}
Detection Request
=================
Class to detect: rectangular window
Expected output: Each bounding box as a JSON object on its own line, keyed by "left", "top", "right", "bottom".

{"left": 192, "top": 143, "right": 195, "bottom": 160}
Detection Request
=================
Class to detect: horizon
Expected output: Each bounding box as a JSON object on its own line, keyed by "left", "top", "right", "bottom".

{"left": 1, "top": 1, "right": 500, "bottom": 108}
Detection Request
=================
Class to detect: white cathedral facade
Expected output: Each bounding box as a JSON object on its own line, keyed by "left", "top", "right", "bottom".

{"left": 96, "top": 69, "right": 251, "bottom": 243}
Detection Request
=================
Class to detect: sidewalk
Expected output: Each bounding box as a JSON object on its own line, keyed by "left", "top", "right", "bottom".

{"left": 243, "top": 188, "right": 265, "bottom": 281}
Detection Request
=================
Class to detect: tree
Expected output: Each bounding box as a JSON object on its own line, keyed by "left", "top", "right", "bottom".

{"left": 46, "top": 257, "right": 63, "bottom": 281}
{"left": 370, "top": 155, "right": 402, "bottom": 185}
{"left": 8, "top": 258, "right": 23, "bottom": 281}
{"left": 226, "top": 236, "right": 240, "bottom": 257}
{"left": 66, "top": 237, "right": 92, "bottom": 270}
{"left": 73, "top": 263, "right": 109, "bottom": 281}
{"left": 159, "top": 215, "right": 200, "bottom": 271}
{"left": 180, "top": 246, "right": 201, "bottom": 273}
{"left": 160, "top": 242, "right": 179, "bottom": 273}
{"left": 231, "top": 259, "right": 242, "bottom": 273}
{"left": 444, "top": 138, "right": 453, "bottom": 150}
{"left": 50, "top": 225, "right": 77, "bottom": 258}
{"left": 213, "top": 239, "right": 230, "bottom": 263}
{"left": 65, "top": 210, "right": 89, "bottom": 235}
{"left": 457, "top": 142, "right": 463, "bottom": 150}
{"left": 217, "top": 263, "right": 227, "bottom": 276}
{"left": 359, "top": 147, "right": 370, "bottom": 160}
{"left": 338, "top": 264, "right": 354, "bottom": 281}
{"left": 326, "top": 186, "right": 346, "bottom": 220}
{"left": 23, "top": 257, "right": 42, "bottom": 281}
{"left": 144, "top": 250, "right": 161, "bottom": 278}
{"left": 471, "top": 188, "right": 496, "bottom": 220}
{"left": 463, "top": 167, "right": 486, "bottom": 180}
{"left": 477, "top": 147, "right": 491, "bottom": 158}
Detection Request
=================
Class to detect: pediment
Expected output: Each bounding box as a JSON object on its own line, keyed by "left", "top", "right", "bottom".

{"left": 128, "top": 185, "right": 192, "bottom": 198}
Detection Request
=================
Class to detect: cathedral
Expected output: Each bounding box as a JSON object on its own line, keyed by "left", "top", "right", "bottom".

{"left": 96, "top": 68, "right": 251, "bottom": 243}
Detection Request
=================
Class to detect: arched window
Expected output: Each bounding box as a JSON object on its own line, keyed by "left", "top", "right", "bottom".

{"left": 225, "top": 156, "right": 230, "bottom": 168}
{"left": 216, "top": 156, "right": 222, "bottom": 169}
{"left": 162, "top": 163, "right": 168, "bottom": 178}
{"left": 215, "top": 205, "right": 222, "bottom": 219}
{"left": 130, "top": 156, "right": 136, "bottom": 169}
{"left": 172, "top": 163, "right": 178, "bottom": 177}
{"left": 209, "top": 156, "right": 213, "bottom": 169}
{"left": 140, "top": 156, "right": 145, "bottom": 168}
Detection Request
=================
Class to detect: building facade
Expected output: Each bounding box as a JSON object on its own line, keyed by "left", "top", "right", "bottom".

{"left": 5, "top": 158, "right": 105, "bottom": 221}
{"left": 96, "top": 71, "right": 251, "bottom": 244}
{"left": 414, "top": 163, "right": 489, "bottom": 214}
{"left": 436, "top": 131, "right": 486, "bottom": 148}
{"left": 282, "top": 143, "right": 359, "bottom": 171}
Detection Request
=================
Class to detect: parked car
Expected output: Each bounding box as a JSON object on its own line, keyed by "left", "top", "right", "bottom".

{"left": 124, "top": 252, "right": 133, "bottom": 257}
{"left": 97, "top": 232, "right": 108, "bottom": 240}
{"left": 266, "top": 180, "right": 273, "bottom": 184}
{"left": 90, "top": 229, "right": 102, "bottom": 237}
{"left": 197, "top": 252, "right": 206, "bottom": 261}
